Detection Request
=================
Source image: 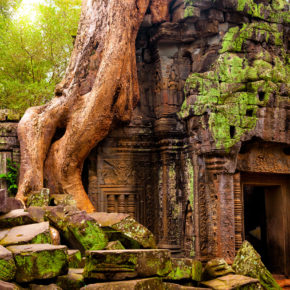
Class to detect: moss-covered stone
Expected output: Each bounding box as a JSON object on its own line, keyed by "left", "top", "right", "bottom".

{"left": 45, "top": 206, "right": 108, "bottom": 253}
{"left": 27, "top": 188, "right": 50, "bottom": 207}
{"left": 0, "top": 245, "right": 16, "bottom": 281}
{"left": 57, "top": 268, "right": 85, "bottom": 290}
{"left": 84, "top": 249, "right": 172, "bottom": 279}
{"left": 233, "top": 241, "right": 281, "bottom": 289}
{"left": 0, "top": 209, "right": 36, "bottom": 228}
{"left": 105, "top": 240, "right": 125, "bottom": 250}
{"left": 89, "top": 212, "right": 156, "bottom": 249}
{"left": 68, "top": 249, "right": 83, "bottom": 268}
{"left": 0, "top": 222, "right": 51, "bottom": 246}
{"left": 7, "top": 244, "right": 68, "bottom": 283}
{"left": 203, "top": 258, "right": 235, "bottom": 280}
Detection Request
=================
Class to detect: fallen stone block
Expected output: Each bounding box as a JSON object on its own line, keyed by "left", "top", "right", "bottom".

{"left": 105, "top": 240, "right": 125, "bottom": 250}
{"left": 26, "top": 207, "right": 46, "bottom": 223}
{"left": 233, "top": 241, "right": 281, "bottom": 289}
{"left": 57, "top": 268, "right": 85, "bottom": 290}
{"left": 0, "top": 209, "right": 35, "bottom": 228}
{"left": 68, "top": 249, "right": 83, "bottom": 268}
{"left": 7, "top": 244, "right": 68, "bottom": 283}
{"left": 50, "top": 194, "right": 76, "bottom": 206}
{"left": 89, "top": 212, "right": 156, "bottom": 249}
{"left": 0, "top": 280, "right": 21, "bottom": 290}
{"left": 0, "top": 222, "right": 51, "bottom": 246}
{"left": 203, "top": 258, "right": 234, "bottom": 280}
{"left": 0, "top": 189, "right": 24, "bottom": 214}
{"left": 26, "top": 188, "right": 50, "bottom": 207}
{"left": 201, "top": 274, "right": 261, "bottom": 289}
{"left": 30, "top": 283, "right": 62, "bottom": 290}
{"left": 45, "top": 206, "right": 107, "bottom": 252}
{"left": 80, "top": 278, "right": 164, "bottom": 290}
{"left": 84, "top": 249, "right": 172, "bottom": 279}
{"left": 0, "top": 245, "right": 16, "bottom": 281}
{"left": 165, "top": 258, "right": 202, "bottom": 282}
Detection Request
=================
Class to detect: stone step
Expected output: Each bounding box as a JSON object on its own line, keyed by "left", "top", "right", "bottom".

{"left": 7, "top": 244, "right": 68, "bottom": 283}
{"left": 84, "top": 249, "right": 172, "bottom": 279}
{"left": 0, "top": 244, "right": 16, "bottom": 281}
{"left": 165, "top": 258, "right": 202, "bottom": 282}
{"left": 89, "top": 212, "right": 156, "bottom": 249}
{"left": 0, "top": 209, "right": 36, "bottom": 228}
{"left": 0, "top": 222, "right": 51, "bottom": 246}
{"left": 80, "top": 277, "right": 164, "bottom": 290}
{"left": 201, "top": 274, "right": 260, "bottom": 289}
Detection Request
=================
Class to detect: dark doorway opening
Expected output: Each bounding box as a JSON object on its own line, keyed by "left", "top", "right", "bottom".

{"left": 243, "top": 184, "right": 285, "bottom": 275}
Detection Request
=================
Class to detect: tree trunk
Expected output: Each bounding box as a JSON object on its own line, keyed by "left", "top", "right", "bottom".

{"left": 16, "top": 0, "right": 171, "bottom": 212}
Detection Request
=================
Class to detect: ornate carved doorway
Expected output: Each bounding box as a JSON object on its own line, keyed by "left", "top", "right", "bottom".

{"left": 241, "top": 173, "right": 290, "bottom": 277}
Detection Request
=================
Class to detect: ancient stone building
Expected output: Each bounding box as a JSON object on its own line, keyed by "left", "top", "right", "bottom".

{"left": 0, "top": 0, "right": 289, "bottom": 277}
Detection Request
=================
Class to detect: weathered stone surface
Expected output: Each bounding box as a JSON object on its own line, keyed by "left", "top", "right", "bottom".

{"left": 203, "top": 258, "right": 234, "bottom": 280}
{"left": 26, "top": 188, "right": 50, "bottom": 207}
{"left": 84, "top": 249, "right": 172, "bottom": 279}
{"left": 50, "top": 194, "right": 76, "bottom": 206}
{"left": 68, "top": 249, "right": 82, "bottom": 268}
{"left": 0, "top": 222, "right": 51, "bottom": 246}
{"left": 7, "top": 244, "right": 68, "bottom": 283}
{"left": 0, "top": 209, "right": 35, "bottom": 228}
{"left": 46, "top": 206, "right": 107, "bottom": 252}
{"left": 0, "top": 245, "right": 16, "bottom": 281}
{"left": 26, "top": 207, "right": 46, "bottom": 223}
{"left": 165, "top": 258, "right": 202, "bottom": 281}
{"left": 0, "top": 190, "right": 24, "bottom": 214}
{"left": 49, "top": 226, "right": 60, "bottom": 245}
{"left": 57, "top": 268, "right": 85, "bottom": 290}
{"left": 105, "top": 240, "right": 125, "bottom": 250}
{"left": 201, "top": 274, "right": 261, "bottom": 289}
{"left": 30, "top": 284, "right": 62, "bottom": 290}
{"left": 89, "top": 212, "right": 156, "bottom": 249}
{"left": 164, "top": 283, "right": 209, "bottom": 290}
{"left": 80, "top": 278, "right": 164, "bottom": 290}
{"left": 0, "top": 280, "right": 21, "bottom": 290}
{"left": 233, "top": 241, "right": 281, "bottom": 289}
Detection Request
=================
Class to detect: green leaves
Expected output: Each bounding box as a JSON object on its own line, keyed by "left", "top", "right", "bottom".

{"left": 0, "top": 0, "right": 81, "bottom": 114}
{"left": 0, "top": 159, "right": 19, "bottom": 196}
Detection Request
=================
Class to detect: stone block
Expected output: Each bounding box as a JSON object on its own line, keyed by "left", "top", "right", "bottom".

{"left": 164, "top": 282, "right": 209, "bottom": 289}
{"left": 0, "top": 222, "right": 51, "bottom": 246}
{"left": 80, "top": 278, "right": 164, "bottom": 290}
{"left": 57, "top": 268, "right": 85, "bottom": 290}
{"left": 50, "top": 194, "right": 76, "bottom": 206}
{"left": 0, "top": 280, "right": 21, "bottom": 290}
{"left": 26, "top": 207, "right": 46, "bottom": 223}
{"left": 68, "top": 249, "right": 83, "bottom": 268}
{"left": 201, "top": 274, "right": 261, "bottom": 289}
{"left": 7, "top": 244, "right": 68, "bottom": 283}
{"left": 105, "top": 240, "right": 125, "bottom": 250}
{"left": 0, "top": 209, "right": 35, "bottom": 228}
{"left": 46, "top": 206, "right": 107, "bottom": 252}
{"left": 233, "top": 241, "right": 281, "bottom": 289}
{"left": 30, "top": 284, "right": 62, "bottom": 290}
{"left": 0, "top": 245, "right": 16, "bottom": 281}
{"left": 89, "top": 212, "right": 156, "bottom": 249}
{"left": 203, "top": 258, "right": 234, "bottom": 280}
{"left": 27, "top": 188, "right": 50, "bottom": 207}
{"left": 84, "top": 249, "right": 172, "bottom": 279}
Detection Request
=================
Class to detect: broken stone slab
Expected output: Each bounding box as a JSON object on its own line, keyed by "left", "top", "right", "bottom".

{"left": 202, "top": 258, "right": 234, "bottom": 280}
{"left": 105, "top": 240, "right": 125, "bottom": 250}
{"left": 30, "top": 284, "right": 62, "bottom": 290}
{"left": 7, "top": 244, "right": 68, "bottom": 283}
{"left": 45, "top": 206, "right": 108, "bottom": 253}
{"left": 201, "top": 274, "right": 261, "bottom": 289}
{"left": 0, "top": 189, "right": 24, "bottom": 214}
{"left": 0, "top": 209, "right": 35, "bottom": 228}
{"left": 80, "top": 278, "right": 164, "bottom": 290}
{"left": 26, "top": 207, "right": 46, "bottom": 223}
{"left": 68, "top": 249, "right": 83, "bottom": 268}
{"left": 84, "top": 249, "right": 172, "bottom": 279}
{"left": 26, "top": 188, "right": 50, "bottom": 207}
{"left": 0, "top": 245, "right": 16, "bottom": 281}
{"left": 0, "top": 280, "right": 21, "bottom": 290}
{"left": 165, "top": 258, "right": 202, "bottom": 282}
{"left": 89, "top": 212, "right": 156, "bottom": 249}
{"left": 57, "top": 268, "right": 85, "bottom": 290}
{"left": 233, "top": 240, "right": 281, "bottom": 289}
{"left": 0, "top": 222, "right": 51, "bottom": 246}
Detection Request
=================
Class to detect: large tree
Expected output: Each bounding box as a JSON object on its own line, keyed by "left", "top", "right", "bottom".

{"left": 16, "top": 0, "right": 172, "bottom": 212}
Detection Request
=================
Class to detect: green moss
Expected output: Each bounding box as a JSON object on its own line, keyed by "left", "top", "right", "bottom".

{"left": 0, "top": 258, "right": 16, "bottom": 281}
{"left": 31, "top": 232, "right": 52, "bottom": 244}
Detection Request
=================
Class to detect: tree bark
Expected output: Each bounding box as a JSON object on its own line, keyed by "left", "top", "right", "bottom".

{"left": 16, "top": 0, "right": 171, "bottom": 212}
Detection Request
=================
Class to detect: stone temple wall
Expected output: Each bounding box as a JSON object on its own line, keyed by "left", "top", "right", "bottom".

{"left": 0, "top": 0, "right": 289, "bottom": 272}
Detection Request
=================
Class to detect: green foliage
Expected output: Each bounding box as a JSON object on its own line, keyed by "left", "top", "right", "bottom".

{"left": 0, "top": 0, "right": 81, "bottom": 114}
{"left": 0, "top": 158, "right": 19, "bottom": 196}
